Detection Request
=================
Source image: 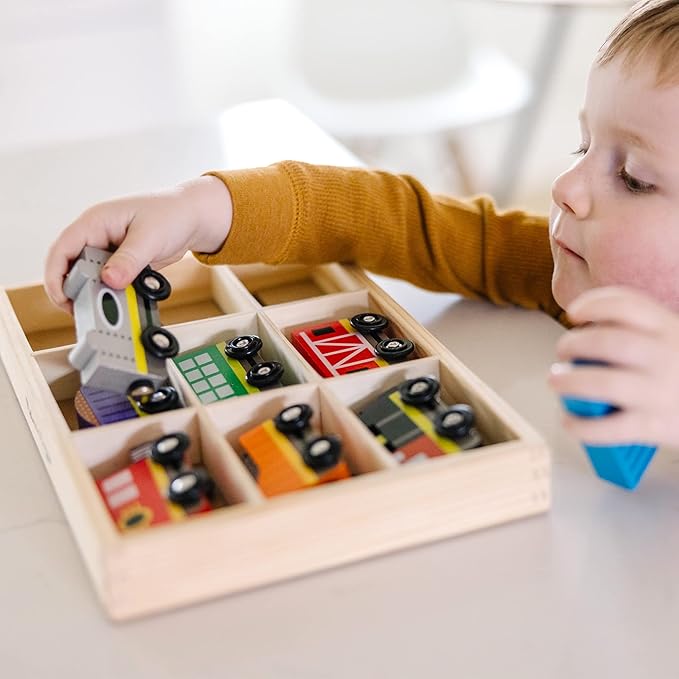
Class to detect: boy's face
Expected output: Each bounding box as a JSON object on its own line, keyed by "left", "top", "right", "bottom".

{"left": 549, "top": 55, "right": 679, "bottom": 312}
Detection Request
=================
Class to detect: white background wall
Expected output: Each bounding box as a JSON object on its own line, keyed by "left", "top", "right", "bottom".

{"left": 0, "top": 0, "right": 629, "bottom": 214}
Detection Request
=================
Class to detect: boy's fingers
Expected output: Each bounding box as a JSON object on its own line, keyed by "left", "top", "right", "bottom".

{"left": 44, "top": 232, "right": 95, "bottom": 309}
{"left": 566, "top": 286, "right": 668, "bottom": 332}
{"left": 555, "top": 324, "right": 659, "bottom": 369}
{"left": 44, "top": 215, "right": 115, "bottom": 308}
{"left": 560, "top": 410, "right": 656, "bottom": 445}
{"left": 100, "top": 222, "right": 159, "bottom": 289}
{"left": 548, "top": 361, "right": 646, "bottom": 411}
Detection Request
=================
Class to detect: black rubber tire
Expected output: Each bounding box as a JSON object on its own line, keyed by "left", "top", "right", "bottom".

{"left": 133, "top": 267, "right": 171, "bottom": 301}
{"left": 246, "top": 360, "right": 284, "bottom": 388}
{"left": 274, "top": 403, "right": 313, "bottom": 434}
{"left": 375, "top": 337, "right": 415, "bottom": 362}
{"left": 434, "top": 404, "right": 475, "bottom": 440}
{"left": 141, "top": 326, "right": 179, "bottom": 359}
{"left": 150, "top": 432, "right": 190, "bottom": 468}
{"left": 398, "top": 376, "right": 439, "bottom": 406}
{"left": 302, "top": 435, "right": 342, "bottom": 472}
{"left": 127, "top": 379, "right": 155, "bottom": 403}
{"left": 225, "top": 334, "right": 263, "bottom": 359}
{"left": 137, "top": 385, "right": 180, "bottom": 414}
{"left": 168, "top": 470, "right": 205, "bottom": 507}
{"left": 349, "top": 312, "right": 389, "bottom": 333}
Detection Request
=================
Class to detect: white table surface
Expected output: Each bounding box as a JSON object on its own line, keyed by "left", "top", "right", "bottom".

{"left": 1, "top": 100, "right": 677, "bottom": 679}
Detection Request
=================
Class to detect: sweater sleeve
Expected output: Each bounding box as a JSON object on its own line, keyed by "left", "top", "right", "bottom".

{"left": 194, "top": 160, "right": 563, "bottom": 320}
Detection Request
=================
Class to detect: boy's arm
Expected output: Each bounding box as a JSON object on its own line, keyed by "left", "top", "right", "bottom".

{"left": 195, "top": 161, "right": 563, "bottom": 319}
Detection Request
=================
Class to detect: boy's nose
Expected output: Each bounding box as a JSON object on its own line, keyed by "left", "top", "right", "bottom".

{"left": 551, "top": 162, "right": 592, "bottom": 219}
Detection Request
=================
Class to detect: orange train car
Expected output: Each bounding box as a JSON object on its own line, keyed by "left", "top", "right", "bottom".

{"left": 238, "top": 404, "right": 349, "bottom": 497}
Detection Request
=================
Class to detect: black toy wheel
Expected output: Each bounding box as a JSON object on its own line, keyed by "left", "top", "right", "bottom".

{"left": 133, "top": 267, "right": 172, "bottom": 301}
{"left": 350, "top": 312, "right": 389, "bottom": 333}
{"left": 225, "top": 334, "right": 263, "bottom": 359}
{"left": 375, "top": 337, "right": 415, "bottom": 362}
{"left": 141, "top": 326, "right": 179, "bottom": 359}
{"left": 136, "top": 385, "right": 180, "bottom": 414}
{"left": 434, "top": 404, "right": 475, "bottom": 440}
{"left": 246, "top": 361, "right": 284, "bottom": 388}
{"left": 168, "top": 469, "right": 212, "bottom": 508}
{"left": 150, "top": 432, "right": 190, "bottom": 468}
{"left": 127, "top": 379, "right": 155, "bottom": 402}
{"left": 274, "top": 403, "right": 313, "bottom": 434}
{"left": 398, "top": 376, "right": 440, "bottom": 406}
{"left": 302, "top": 435, "right": 342, "bottom": 472}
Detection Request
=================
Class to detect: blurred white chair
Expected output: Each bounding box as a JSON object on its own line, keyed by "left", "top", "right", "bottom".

{"left": 279, "top": 0, "right": 532, "bottom": 194}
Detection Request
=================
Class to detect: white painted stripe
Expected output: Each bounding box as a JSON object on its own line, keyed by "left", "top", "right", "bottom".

{"left": 101, "top": 467, "right": 133, "bottom": 493}
{"left": 107, "top": 483, "right": 140, "bottom": 509}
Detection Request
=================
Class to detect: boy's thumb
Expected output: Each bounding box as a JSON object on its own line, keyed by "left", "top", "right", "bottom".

{"left": 101, "top": 249, "right": 146, "bottom": 289}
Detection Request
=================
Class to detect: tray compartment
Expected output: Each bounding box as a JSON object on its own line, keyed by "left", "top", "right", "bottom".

{"left": 156, "top": 257, "right": 257, "bottom": 324}
{"left": 168, "top": 311, "right": 312, "bottom": 407}
{"left": 32, "top": 345, "right": 189, "bottom": 432}
{"left": 71, "top": 406, "right": 261, "bottom": 524}
{"left": 265, "top": 290, "right": 426, "bottom": 377}
{"left": 204, "top": 382, "right": 392, "bottom": 491}
{"left": 328, "top": 356, "right": 521, "bottom": 451}
{"left": 228, "top": 262, "right": 362, "bottom": 306}
{"left": 6, "top": 283, "right": 77, "bottom": 351}
{"left": 4, "top": 257, "right": 256, "bottom": 352}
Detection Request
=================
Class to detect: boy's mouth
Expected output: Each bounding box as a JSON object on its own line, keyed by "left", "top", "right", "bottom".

{"left": 555, "top": 238, "right": 584, "bottom": 260}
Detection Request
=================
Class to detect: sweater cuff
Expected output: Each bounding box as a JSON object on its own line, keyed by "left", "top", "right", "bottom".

{"left": 192, "top": 165, "right": 296, "bottom": 266}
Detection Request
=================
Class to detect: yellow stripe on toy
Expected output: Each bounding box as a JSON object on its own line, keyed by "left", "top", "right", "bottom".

{"left": 125, "top": 285, "right": 148, "bottom": 375}
{"left": 215, "top": 341, "right": 260, "bottom": 394}
{"left": 147, "top": 459, "right": 186, "bottom": 522}
{"left": 262, "top": 420, "right": 318, "bottom": 485}
{"left": 389, "top": 392, "right": 462, "bottom": 454}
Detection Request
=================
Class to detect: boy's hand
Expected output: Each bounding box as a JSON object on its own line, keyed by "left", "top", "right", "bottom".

{"left": 548, "top": 286, "right": 679, "bottom": 447}
{"left": 44, "top": 175, "right": 232, "bottom": 314}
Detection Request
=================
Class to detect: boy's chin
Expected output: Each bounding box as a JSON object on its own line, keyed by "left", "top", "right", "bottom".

{"left": 551, "top": 275, "right": 585, "bottom": 311}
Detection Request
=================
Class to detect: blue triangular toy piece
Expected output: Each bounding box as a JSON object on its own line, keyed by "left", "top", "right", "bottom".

{"left": 561, "top": 395, "right": 656, "bottom": 490}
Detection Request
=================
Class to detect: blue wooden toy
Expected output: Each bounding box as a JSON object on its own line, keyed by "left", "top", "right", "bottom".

{"left": 561, "top": 360, "right": 656, "bottom": 490}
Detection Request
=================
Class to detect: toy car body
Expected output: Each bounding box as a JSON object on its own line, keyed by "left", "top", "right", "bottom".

{"left": 358, "top": 376, "right": 483, "bottom": 463}
{"left": 74, "top": 383, "right": 182, "bottom": 428}
{"left": 290, "top": 312, "right": 415, "bottom": 378}
{"left": 172, "top": 334, "right": 284, "bottom": 404}
{"left": 64, "top": 246, "right": 179, "bottom": 394}
{"left": 238, "top": 403, "right": 349, "bottom": 497}
{"left": 96, "top": 432, "right": 214, "bottom": 532}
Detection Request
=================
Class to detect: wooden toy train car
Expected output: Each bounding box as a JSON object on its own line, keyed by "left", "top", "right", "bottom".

{"left": 74, "top": 383, "right": 182, "bottom": 428}
{"left": 291, "top": 312, "right": 415, "bottom": 378}
{"left": 64, "top": 246, "right": 179, "bottom": 394}
{"left": 96, "top": 432, "right": 215, "bottom": 532}
{"left": 358, "top": 376, "right": 483, "bottom": 463}
{"left": 172, "top": 334, "right": 284, "bottom": 404}
{"left": 238, "top": 403, "right": 349, "bottom": 497}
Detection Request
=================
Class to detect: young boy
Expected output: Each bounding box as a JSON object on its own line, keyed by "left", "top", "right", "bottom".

{"left": 44, "top": 0, "right": 679, "bottom": 448}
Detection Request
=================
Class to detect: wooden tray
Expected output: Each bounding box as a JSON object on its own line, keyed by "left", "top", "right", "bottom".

{"left": 0, "top": 256, "right": 550, "bottom": 620}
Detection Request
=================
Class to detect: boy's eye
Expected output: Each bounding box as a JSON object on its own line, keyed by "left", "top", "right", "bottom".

{"left": 618, "top": 167, "right": 656, "bottom": 194}
{"left": 571, "top": 145, "right": 588, "bottom": 156}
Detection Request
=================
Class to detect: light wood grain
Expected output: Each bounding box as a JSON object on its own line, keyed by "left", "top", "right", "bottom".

{"left": 0, "top": 262, "right": 551, "bottom": 620}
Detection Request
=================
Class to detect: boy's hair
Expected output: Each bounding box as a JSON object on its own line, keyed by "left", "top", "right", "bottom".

{"left": 597, "top": 0, "right": 679, "bottom": 85}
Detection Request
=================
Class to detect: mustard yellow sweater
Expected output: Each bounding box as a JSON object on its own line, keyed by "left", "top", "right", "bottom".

{"left": 195, "top": 161, "right": 563, "bottom": 321}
